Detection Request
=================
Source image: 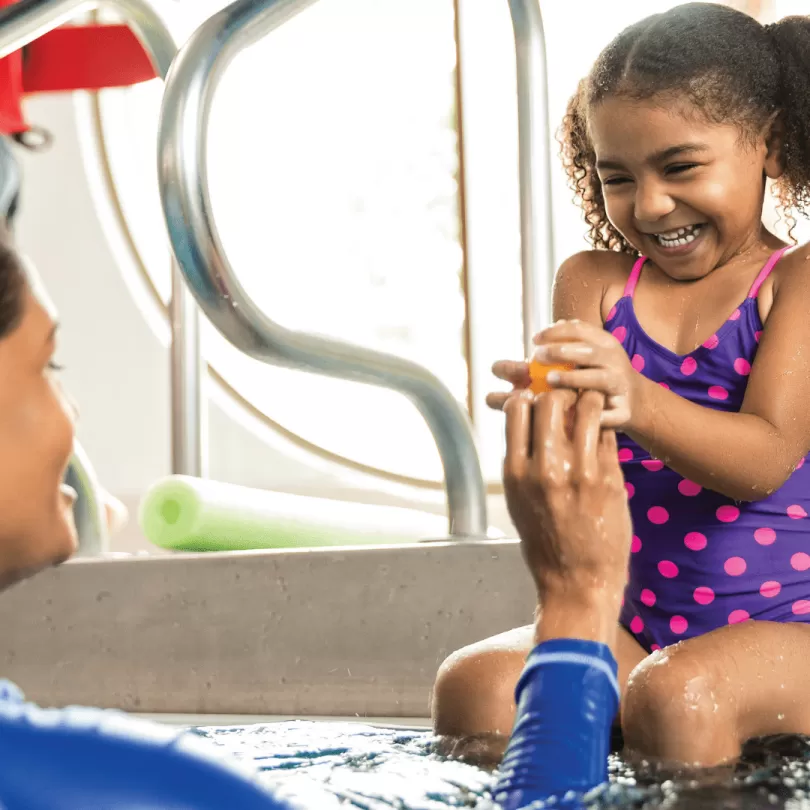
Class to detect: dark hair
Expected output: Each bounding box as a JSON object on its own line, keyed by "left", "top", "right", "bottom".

{"left": 560, "top": 3, "right": 810, "bottom": 253}
{"left": 0, "top": 228, "right": 26, "bottom": 340}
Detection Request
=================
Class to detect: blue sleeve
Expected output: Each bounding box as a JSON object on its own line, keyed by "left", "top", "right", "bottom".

{"left": 492, "top": 638, "right": 620, "bottom": 809}
{"left": 0, "top": 689, "right": 292, "bottom": 810}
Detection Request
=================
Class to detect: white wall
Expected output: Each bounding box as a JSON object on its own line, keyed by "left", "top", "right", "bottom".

{"left": 15, "top": 94, "right": 514, "bottom": 553}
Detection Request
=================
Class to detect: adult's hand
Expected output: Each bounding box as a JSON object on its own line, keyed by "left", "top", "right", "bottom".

{"left": 502, "top": 389, "right": 631, "bottom": 640}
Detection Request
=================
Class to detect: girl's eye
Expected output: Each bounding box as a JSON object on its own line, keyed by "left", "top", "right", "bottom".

{"left": 666, "top": 163, "right": 699, "bottom": 175}
{"left": 47, "top": 360, "right": 64, "bottom": 372}
{"left": 602, "top": 176, "right": 631, "bottom": 187}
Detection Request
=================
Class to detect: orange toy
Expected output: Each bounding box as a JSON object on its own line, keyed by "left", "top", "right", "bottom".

{"left": 528, "top": 358, "right": 574, "bottom": 394}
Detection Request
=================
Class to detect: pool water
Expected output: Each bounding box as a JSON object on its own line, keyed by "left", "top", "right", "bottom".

{"left": 194, "top": 721, "right": 810, "bottom": 808}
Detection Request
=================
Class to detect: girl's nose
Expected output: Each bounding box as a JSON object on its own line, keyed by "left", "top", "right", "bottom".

{"left": 634, "top": 181, "right": 676, "bottom": 225}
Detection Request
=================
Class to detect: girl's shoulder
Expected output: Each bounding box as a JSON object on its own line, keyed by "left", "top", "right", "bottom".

{"left": 760, "top": 242, "right": 810, "bottom": 325}
{"left": 773, "top": 241, "right": 810, "bottom": 283}
{"left": 553, "top": 249, "right": 637, "bottom": 325}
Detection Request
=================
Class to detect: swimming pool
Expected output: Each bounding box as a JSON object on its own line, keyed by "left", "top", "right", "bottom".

{"left": 194, "top": 720, "right": 810, "bottom": 809}
{"left": 5, "top": 545, "right": 810, "bottom": 808}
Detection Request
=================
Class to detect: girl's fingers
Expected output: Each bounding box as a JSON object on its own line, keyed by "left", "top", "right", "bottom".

{"left": 492, "top": 360, "right": 531, "bottom": 385}
{"left": 545, "top": 368, "right": 625, "bottom": 395}
{"left": 532, "top": 341, "right": 616, "bottom": 368}
{"left": 486, "top": 391, "right": 511, "bottom": 411}
{"left": 533, "top": 319, "right": 614, "bottom": 348}
{"left": 599, "top": 407, "right": 631, "bottom": 430}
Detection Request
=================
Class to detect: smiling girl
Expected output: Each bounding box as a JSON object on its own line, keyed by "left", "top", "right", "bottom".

{"left": 433, "top": 2, "right": 810, "bottom": 767}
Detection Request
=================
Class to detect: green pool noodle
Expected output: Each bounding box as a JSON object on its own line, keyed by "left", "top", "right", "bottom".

{"left": 139, "top": 475, "right": 454, "bottom": 551}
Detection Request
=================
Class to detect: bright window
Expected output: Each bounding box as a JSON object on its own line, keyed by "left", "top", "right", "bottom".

{"left": 96, "top": 0, "right": 742, "bottom": 487}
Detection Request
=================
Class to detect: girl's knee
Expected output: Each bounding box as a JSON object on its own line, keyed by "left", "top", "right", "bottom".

{"left": 622, "top": 647, "right": 733, "bottom": 764}
{"left": 431, "top": 629, "right": 531, "bottom": 740}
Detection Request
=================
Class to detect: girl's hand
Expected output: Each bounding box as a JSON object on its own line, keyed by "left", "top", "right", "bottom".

{"left": 485, "top": 359, "right": 531, "bottom": 411}
{"left": 531, "top": 320, "right": 640, "bottom": 430}
{"left": 503, "top": 388, "right": 631, "bottom": 600}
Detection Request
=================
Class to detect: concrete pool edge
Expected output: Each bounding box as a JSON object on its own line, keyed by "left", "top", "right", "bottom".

{"left": 137, "top": 713, "right": 431, "bottom": 729}
{"left": 0, "top": 539, "right": 535, "bottom": 716}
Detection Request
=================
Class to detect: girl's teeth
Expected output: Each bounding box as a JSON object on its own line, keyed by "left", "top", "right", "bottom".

{"left": 655, "top": 224, "right": 702, "bottom": 247}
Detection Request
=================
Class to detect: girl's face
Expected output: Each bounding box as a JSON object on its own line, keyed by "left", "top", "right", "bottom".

{"left": 0, "top": 279, "right": 78, "bottom": 590}
{"left": 588, "top": 95, "right": 782, "bottom": 280}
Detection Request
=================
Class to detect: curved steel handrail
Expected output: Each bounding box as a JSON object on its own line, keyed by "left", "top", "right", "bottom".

{"left": 157, "top": 0, "right": 489, "bottom": 538}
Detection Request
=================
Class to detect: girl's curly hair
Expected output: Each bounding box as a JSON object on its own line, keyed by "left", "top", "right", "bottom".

{"left": 559, "top": 3, "right": 810, "bottom": 253}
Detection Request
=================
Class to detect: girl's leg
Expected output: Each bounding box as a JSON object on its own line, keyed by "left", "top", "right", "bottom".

{"left": 622, "top": 620, "right": 810, "bottom": 766}
{"left": 431, "top": 622, "right": 647, "bottom": 764}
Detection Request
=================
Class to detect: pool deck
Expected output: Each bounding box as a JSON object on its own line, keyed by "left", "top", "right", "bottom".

{"left": 0, "top": 539, "right": 534, "bottom": 718}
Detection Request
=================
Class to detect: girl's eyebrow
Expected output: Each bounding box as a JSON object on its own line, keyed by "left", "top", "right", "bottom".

{"left": 46, "top": 323, "right": 59, "bottom": 345}
{"left": 596, "top": 143, "right": 710, "bottom": 171}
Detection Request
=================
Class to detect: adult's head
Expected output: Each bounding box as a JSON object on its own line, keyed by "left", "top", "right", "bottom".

{"left": 0, "top": 232, "right": 77, "bottom": 589}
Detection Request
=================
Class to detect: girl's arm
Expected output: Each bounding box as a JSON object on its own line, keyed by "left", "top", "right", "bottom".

{"left": 546, "top": 249, "right": 810, "bottom": 502}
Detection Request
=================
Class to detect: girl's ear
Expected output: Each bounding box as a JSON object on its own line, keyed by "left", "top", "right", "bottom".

{"left": 764, "top": 112, "right": 785, "bottom": 180}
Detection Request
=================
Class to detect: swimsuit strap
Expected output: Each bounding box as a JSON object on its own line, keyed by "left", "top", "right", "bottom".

{"left": 623, "top": 256, "right": 647, "bottom": 298}
{"left": 624, "top": 248, "right": 789, "bottom": 301}
{"left": 747, "top": 246, "right": 791, "bottom": 299}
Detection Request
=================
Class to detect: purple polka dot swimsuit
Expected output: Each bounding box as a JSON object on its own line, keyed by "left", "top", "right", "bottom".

{"left": 610, "top": 248, "right": 810, "bottom": 652}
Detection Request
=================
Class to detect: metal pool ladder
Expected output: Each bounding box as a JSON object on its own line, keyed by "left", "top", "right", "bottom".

{"left": 0, "top": 0, "right": 554, "bottom": 541}
{"left": 157, "top": 0, "right": 554, "bottom": 539}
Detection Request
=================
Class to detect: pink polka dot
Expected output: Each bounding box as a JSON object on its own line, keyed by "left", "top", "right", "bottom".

{"left": 755, "top": 330, "right": 763, "bottom": 343}
{"left": 733, "top": 358, "right": 751, "bottom": 376}
{"left": 754, "top": 527, "right": 776, "bottom": 546}
{"left": 606, "top": 305, "right": 617, "bottom": 322}
{"left": 787, "top": 505, "right": 808, "bottom": 520}
{"left": 648, "top": 506, "right": 670, "bottom": 525}
{"left": 630, "top": 616, "right": 644, "bottom": 634}
{"left": 618, "top": 448, "right": 633, "bottom": 463}
{"left": 670, "top": 615, "right": 688, "bottom": 634}
{"left": 680, "top": 357, "right": 698, "bottom": 376}
{"left": 678, "top": 479, "right": 702, "bottom": 497}
{"left": 729, "top": 308, "right": 741, "bottom": 321}
{"left": 642, "top": 459, "right": 664, "bottom": 472}
{"left": 791, "top": 552, "right": 810, "bottom": 571}
{"left": 694, "top": 586, "right": 715, "bottom": 605}
{"left": 640, "top": 589, "right": 657, "bottom": 607}
{"left": 793, "top": 600, "right": 810, "bottom": 615}
{"left": 716, "top": 505, "right": 740, "bottom": 523}
{"left": 650, "top": 644, "right": 661, "bottom": 651}
{"left": 728, "top": 609, "right": 750, "bottom": 624}
{"left": 724, "top": 556, "right": 747, "bottom": 576}
{"left": 658, "top": 560, "right": 679, "bottom": 578}
{"left": 612, "top": 326, "right": 627, "bottom": 343}
{"left": 703, "top": 334, "right": 719, "bottom": 350}
{"left": 631, "top": 535, "right": 642, "bottom": 553}
{"left": 760, "top": 580, "right": 781, "bottom": 598}
{"left": 625, "top": 482, "right": 635, "bottom": 499}
{"left": 708, "top": 385, "right": 729, "bottom": 400}
{"left": 798, "top": 458, "right": 806, "bottom": 470}
{"left": 631, "top": 354, "right": 645, "bottom": 372}
{"left": 659, "top": 382, "right": 670, "bottom": 390}
{"left": 684, "top": 532, "right": 707, "bottom": 551}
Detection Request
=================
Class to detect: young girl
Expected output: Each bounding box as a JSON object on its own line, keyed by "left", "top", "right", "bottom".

{"left": 433, "top": 2, "right": 810, "bottom": 767}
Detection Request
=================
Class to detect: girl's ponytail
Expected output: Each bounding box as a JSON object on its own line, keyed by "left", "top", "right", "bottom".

{"left": 766, "top": 16, "right": 810, "bottom": 214}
